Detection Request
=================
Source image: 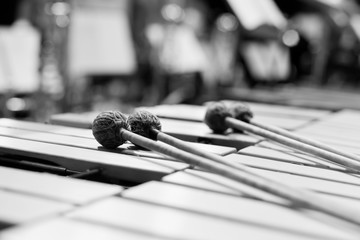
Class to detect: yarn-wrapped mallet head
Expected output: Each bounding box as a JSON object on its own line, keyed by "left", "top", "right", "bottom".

{"left": 204, "top": 101, "right": 231, "bottom": 134}
{"left": 92, "top": 111, "right": 130, "bottom": 149}
{"left": 204, "top": 101, "right": 254, "bottom": 134}
{"left": 127, "top": 110, "right": 162, "bottom": 140}
{"left": 227, "top": 101, "right": 253, "bottom": 122}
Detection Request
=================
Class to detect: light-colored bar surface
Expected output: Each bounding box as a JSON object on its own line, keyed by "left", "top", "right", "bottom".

{"left": 0, "top": 218, "right": 162, "bottom": 240}
{"left": 0, "top": 190, "right": 72, "bottom": 225}
{"left": 0, "top": 118, "right": 93, "bottom": 138}
{"left": 123, "top": 180, "right": 356, "bottom": 239}
{"left": 0, "top": 166, "right": 123, "bottom": 204}
{"left": 67, "top": 196, "right": 355, "bottom": 240}
{"left": 162, "top": 169, "right": 288, "bottom": 204}
{"left": 224, "top": 154, "right": 360, "bottom": 185}
{"left": 242, "top": 145, "right": 348, "bottom": 171}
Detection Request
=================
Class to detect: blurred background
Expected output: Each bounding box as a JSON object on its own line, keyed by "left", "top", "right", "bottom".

{"left": 2, "top": 0, "right": 360, "bottom": 122}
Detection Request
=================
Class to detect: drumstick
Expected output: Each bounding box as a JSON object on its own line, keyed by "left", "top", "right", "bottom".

{"left": 204, "top": 101, "right": 360, "bottom": 172}
{"left": 93, "top": 110, "right": 360, "bottom": 226}
{"left": 227, "top": 101, "right": 360, "bottom": 163}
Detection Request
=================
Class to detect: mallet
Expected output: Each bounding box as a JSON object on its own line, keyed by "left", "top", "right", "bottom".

{"left": 227, "top": 101, "right": 360, "bottom": 163}
{"left": 123, "top": 110, "right": 360, "bottom": 227}
{"left": 204, "top": 101, "right": 360, "bottom": 172}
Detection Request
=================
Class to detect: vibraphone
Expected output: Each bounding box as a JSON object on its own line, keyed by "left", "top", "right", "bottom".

{"left": 1, "top": 102, "right": 360, "bottom": 239}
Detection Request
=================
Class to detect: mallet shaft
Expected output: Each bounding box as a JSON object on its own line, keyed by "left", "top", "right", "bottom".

{"left": 153, "top": 128, "right": 263, "bottom": 175}
{"left": 250, "top": 118, "right": 360, "bottom": 163}
{"left": 225, "top": 117, "right": 360, "bottom": 172}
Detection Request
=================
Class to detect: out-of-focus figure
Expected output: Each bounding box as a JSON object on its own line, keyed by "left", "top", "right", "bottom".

{"left": 65, "top": 0, "right": 138, "bottom": 112}
{"left": 132, "top": 0, "right": 296, "bottom": 103}
{"left": 226, "top": 0, "right": 293, "bottom": 87}
{"left": 276, "top": 0, "right": 360, "bottom": 87}
{"left": 0, "top": 0, "right": 41, "bottom": 119}
{"left": 134, "top": 0, "right": 210, "bottom": 105}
